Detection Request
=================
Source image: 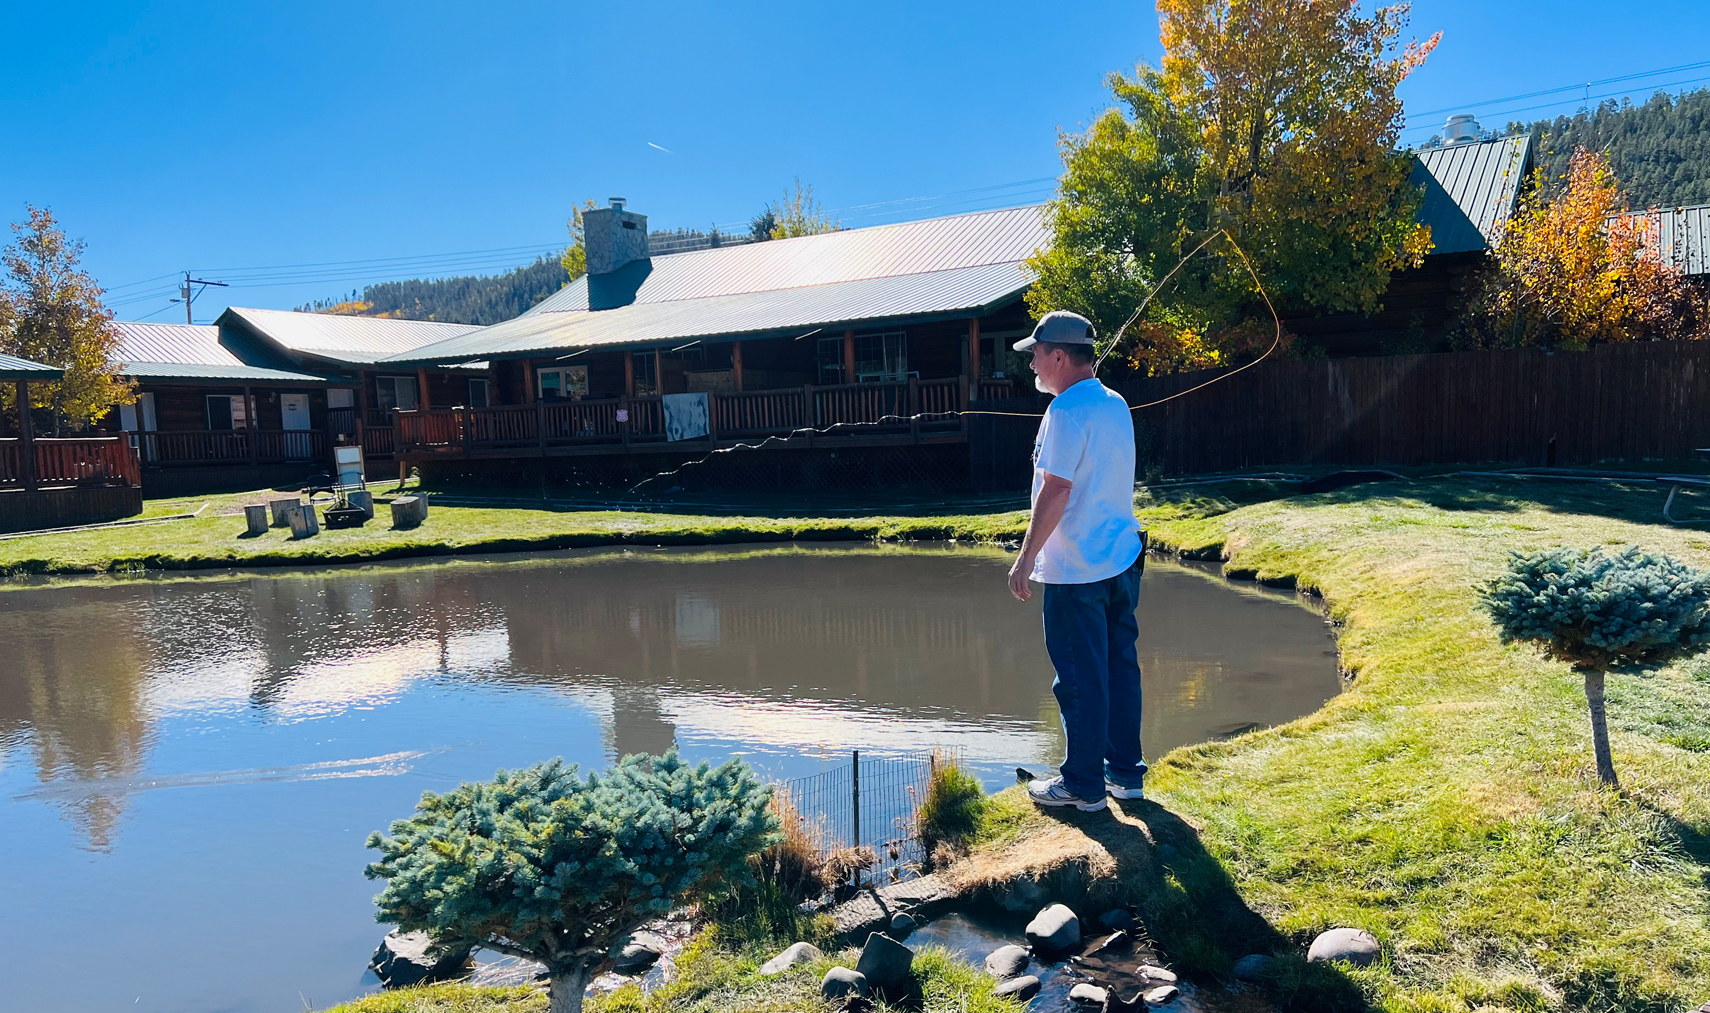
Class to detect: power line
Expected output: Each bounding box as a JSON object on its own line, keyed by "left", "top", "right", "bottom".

{"left": 1407, "top": 59, "right": 1710, "bottom": 121}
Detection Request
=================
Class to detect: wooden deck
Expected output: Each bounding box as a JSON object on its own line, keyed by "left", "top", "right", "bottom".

{"left": 396, "top": 378, "right": 1015, "bottom": 462}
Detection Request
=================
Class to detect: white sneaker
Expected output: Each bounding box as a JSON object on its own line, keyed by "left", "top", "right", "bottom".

{"left": 1026, "top": 775, "right": 1108, "bottom": 812}
{"left": 1105, "top": 779, "right": 1145, "bottom": 800}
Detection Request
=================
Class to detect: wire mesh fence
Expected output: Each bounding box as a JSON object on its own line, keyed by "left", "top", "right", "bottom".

{"left": 779, "top": 747, "right": 965, "bottom": 887}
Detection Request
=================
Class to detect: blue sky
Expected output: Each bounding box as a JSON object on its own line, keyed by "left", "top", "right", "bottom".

{"left": 4, "top": 0, "right": 1708, "bottom": 323}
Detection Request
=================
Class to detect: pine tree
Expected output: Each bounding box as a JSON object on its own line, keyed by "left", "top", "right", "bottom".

{"left": 1482, "top": 546, "right": 1710, "bottom": 787}
{"left": 365, "top": 751, "right": 779, "bottom": 1013}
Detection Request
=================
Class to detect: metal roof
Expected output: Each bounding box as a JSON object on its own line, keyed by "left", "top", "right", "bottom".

{"left": 112, "top": 321, "right": 333, "bottom": 383}
{"left": 219, "top": 307, "right": 483, "bottom": 365}
{"left": 387, "top": 261, "right": 1034, "bottom": 363}
{"left": 386, "top": 205, "right": 1047, "bottom": 362}
{"left": 1413, "top": 135, "right": 1532, "bottom": 254}
{"left": 0, "top": 352, "right": 64, "bottom": 380}
{"left": 1642, "top": 204, "right": 1710, "bottom": 276}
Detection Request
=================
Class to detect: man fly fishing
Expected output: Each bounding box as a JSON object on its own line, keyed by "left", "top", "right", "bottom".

{"left": 1006, "top": 310, "right": 1146, "bottom": 812}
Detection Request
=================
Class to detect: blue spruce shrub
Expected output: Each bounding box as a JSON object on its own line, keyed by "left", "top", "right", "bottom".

{"left": 1481, "top": 545, "right": 1710, "bottom": 785}
{"left": 365, "top": 751, "right": 778, "bottom": 1013}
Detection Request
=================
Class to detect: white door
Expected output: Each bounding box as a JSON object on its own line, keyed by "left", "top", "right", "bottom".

{"left": 281, "top": 394, "right": 312, "bottom": 459}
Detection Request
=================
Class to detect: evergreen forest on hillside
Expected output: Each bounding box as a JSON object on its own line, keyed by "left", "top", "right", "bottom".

{"left": 1522, "top": 88, "right": 1710, "bottom": 208}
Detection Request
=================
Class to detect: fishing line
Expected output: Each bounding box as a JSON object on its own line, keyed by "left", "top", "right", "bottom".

{"left": 625, "top": 230, "right": 1282, "bottom": 494}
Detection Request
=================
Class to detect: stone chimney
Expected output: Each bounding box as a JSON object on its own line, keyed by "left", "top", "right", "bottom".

{"left": 583, "top": 197, "right": 649, "bottom": 275}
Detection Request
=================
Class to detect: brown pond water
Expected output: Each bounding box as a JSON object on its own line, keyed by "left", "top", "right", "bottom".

{"left": 0, "top": 544, "right": 1339, "bottom": 1012}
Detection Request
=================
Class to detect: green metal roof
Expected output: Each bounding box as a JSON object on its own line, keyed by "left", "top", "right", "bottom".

{"left": 1412, "top": 135, "right": 1533, "bottom": 255}
{"left": 0, "top": 353, "right": 64, "bottom": 381}
{"left": 120, "top": 361, "right": 334, "bottom": 384}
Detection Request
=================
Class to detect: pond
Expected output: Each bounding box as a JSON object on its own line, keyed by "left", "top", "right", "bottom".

{"left": 0, "top": 544, "right": 1340, "bottom": 1013}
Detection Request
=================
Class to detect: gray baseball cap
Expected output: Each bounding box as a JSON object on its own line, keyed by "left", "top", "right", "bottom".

{"left": 1013, "top": 310, "right": 1095, "bottom": 351}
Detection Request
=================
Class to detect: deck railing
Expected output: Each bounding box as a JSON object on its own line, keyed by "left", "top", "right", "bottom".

{"left": 131, "top": 430, "right": 329, "bottom": 468}
{"left": 396, "top": 378, "right": 973, "bottom": 456}
{"left": 0, "top": 437, "right": 140, "bottom": 490}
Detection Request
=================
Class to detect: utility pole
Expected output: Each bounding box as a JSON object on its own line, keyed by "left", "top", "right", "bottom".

{"left": 177, "top": 272, "right": 228, "bottom": 324}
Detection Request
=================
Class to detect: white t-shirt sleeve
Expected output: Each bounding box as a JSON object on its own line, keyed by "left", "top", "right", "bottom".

{"left": 1034, "top": 410, "right": 1085, "bottom": 482}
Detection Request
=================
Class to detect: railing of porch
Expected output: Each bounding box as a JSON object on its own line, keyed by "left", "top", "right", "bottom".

{"left": 0, "top": 437, "right": 140, "bottom": 490}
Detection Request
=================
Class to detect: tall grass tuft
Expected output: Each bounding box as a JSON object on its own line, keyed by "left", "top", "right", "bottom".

{"left": 917, "top": 749, "right": 987, "bottom": 864}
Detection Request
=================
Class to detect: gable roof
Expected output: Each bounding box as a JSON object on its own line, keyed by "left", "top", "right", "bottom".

{"left": 1412, "top": 134, "right": 1533, "bottom": 255}
{"left": 0, "top": 352, "right": 63, "bottom": 381}
{"left": 384, "top": 205, "right": 1048, "bottom": 364}
{"left": 112, "top": 321, "right": 334, "bottom": 384}
{"left": 217, "top": 307, "right": 483, "bottom": 367}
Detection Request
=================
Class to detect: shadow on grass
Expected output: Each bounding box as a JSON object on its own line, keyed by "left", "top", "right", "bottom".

{"left": 1305, "top": 473, "right": 1681, "bottom": 524}
{"left": 1025, "top": 800, "right": 1372, "bottom": 1013}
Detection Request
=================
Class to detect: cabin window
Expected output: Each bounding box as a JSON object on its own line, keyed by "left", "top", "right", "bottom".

{"left": 468, "top": 378, "right": 490, "bottom": 407}
{"left": 537, "top": 366, "right": 588, "bottom": 401}
{"left": 205, "top": 394, "right": 252, "bottom": 431}
{"left": 854, "top": 331, "right": 908, "bottom": 382}
{"left": 375, "top": 376, "right": 418, "bottom": 411}
{"left": 119, "top": 392, "right": 157, "bottom": 432}
{"left": 815, "top": 337, "right": 846, "bottom": 384}
{"left": 631, "top": 352, "right": 658, "bottom": 396}
{"left": 327, "top": 388, "right": 355, "bottom": 409}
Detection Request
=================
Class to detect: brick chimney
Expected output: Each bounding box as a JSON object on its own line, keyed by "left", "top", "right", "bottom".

{"left": 583, "top": 197, "right": 649, "bottom": 275}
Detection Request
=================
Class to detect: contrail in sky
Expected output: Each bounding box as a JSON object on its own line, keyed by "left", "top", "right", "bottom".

{"left": 647, "top": 142, "right": 675, "bottom": 154}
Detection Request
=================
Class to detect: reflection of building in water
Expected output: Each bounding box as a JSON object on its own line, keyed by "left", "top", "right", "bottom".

{"left": 606, "top": 686, "right": 678, "bottom": 759}
{"left": 0, "top": 598, "right": 152, "bottom": 849}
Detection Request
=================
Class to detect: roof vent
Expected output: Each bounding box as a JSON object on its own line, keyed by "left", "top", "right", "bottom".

{"left": 1444, "top": 114, "right": 1483, "bottom": 145}
{"left": 584, "top": 200, "right": 649, "bottom": 275}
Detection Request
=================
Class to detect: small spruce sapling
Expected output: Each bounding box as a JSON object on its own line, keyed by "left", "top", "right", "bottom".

{"left": 1481, "top": 546, "right": 1710, "bottom": 787}
{"left": 364, "top": 751, "right": 779, "bottom": 1013}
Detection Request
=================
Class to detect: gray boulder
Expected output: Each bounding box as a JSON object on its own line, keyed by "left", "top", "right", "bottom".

{"left": 1069, "top": 982, "right": 1108, "bottom": 1006}
{"left": 1137, "top": 964, "right": 1177, "bottom": 983}
{"left": 993, "top": 974, "right": 1042, "bottom": 1001}
{"left": 889, "top": 912, "right": 918, "bottom": 937}
{"left": 1231, "top": 953, "right": 1274, "bottom": 981}
{"left": 983, "top": 943, "right": 1031, "bottom": 979}
{"left": 369, "top": 929, "right": 472, "bottom": 988}
{"left": 612, "top": 931, "right": 666, "bottom": 975}
{"left": 821, "top": 966, "right": 869, "bottom": 999}
{"left": 761, "top": 941, "right": 823, "bottom": 976}
{"left": 1025, "top": 903, "right": 1082, "bottom": 953}
{"left": 1307, "top": 927, "right": 1381, "bottom": 967}
{"left": 1143, "top": 984, "right": 1180, "bottom": 1005}
{"left": 855, "top": 931, "right": 915, "bottom": 993}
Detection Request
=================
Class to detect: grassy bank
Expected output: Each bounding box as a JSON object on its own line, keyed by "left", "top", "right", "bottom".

{"left": 1121, "top": 476, "right": 1710, "bottom": 1012}
{"left": 0, "top": 487, "right": 1030, "bottom": 578}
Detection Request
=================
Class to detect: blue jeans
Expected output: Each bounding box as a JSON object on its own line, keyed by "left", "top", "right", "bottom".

{"left": 1042, "top": 557, "right": 1146, "bottom": 800}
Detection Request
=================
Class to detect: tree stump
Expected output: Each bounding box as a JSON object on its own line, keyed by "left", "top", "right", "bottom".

{"left": 347, "top": 489, "right": 374, "bottom": 520}
{"left": 244, "top": 504, "right": 269, "bottom": 535}
{"left": 391, "top": 495, "right": 428, "bottom": 529}
{"left": 287, "top": 504, "right": 320, "bottom": 539}
{"left": 269, "top": 497, "right": 301, "bottom": 527}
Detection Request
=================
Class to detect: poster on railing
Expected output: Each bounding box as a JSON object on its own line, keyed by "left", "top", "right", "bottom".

{"left": 662, "top": 392, "right": 709, "bottom": 442}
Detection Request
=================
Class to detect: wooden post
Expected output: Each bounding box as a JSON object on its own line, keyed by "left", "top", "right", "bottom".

{"left": 523, "top": 360, "right": 536, "bottom": 404}
{"left": 732, "top": 340, "right": 744, "bottom": 392}
{"left": 620, "top": 394, "right": 631, "bottom": 448}
{"left": 802, "top": 383, "right": 816, "bottom": 435}
{"left": 652, "top": 349, "right": 662, "bottom": 396}
{"left": 244, "top": 385, "right": 257, "bottom": 467}
{"left": 850, "top": 749, "right": 861, "bottom": 860}
{"left": 843, "top": 329, "right": 856, "bottom": 384}
{"left": 354, "top": 370, "right": 368, "bottom": 450}
{"left": 623, "top": 351, "right": 635, "bottom": 397}
{"left": 16, "top": 380, "right": 35, "bottom": 493}
{"left": 960, "top": 375, "right": 971, "bottom": 432}
{"left": 968, "top": 317, "right": 982, "bottom": 381}
{"left": 461, "top": 406, "right": 471, "bottom": 459}
{"left": 417, "top": 368, "right": 432, "bottom": 411}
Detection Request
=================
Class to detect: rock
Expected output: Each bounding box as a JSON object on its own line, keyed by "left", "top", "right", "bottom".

{"left": 993, "top": 874, "right": 1050, "bottom": 914}
{"left": 1137, "top": 964, "right": 1177, "bottom": 983}
{"left": 612, "top": 931, "right": 666, "bottom": 975}
{"left": 1025, "top": 903, "right": 1082, "bottom": 953}
{"left": 829, "top": 872, "right": 956, "bottom": 937}
{"left": 1099, "top": 908, "right": 1137, "bottom": 931}
{"left": 1231, "top": 954, "right": 1274, "bottom": 981}
{"left": 1307, "top": 927, "right": 1381, "bottom": 967}
{"left": 1069, "top": 982, "right": 1108, "bottom": 1006}
{"left": 993, "top": 974, "right": 1042, "bottom": 1001}
{"left": 854, "top": 931, "right": 915, "bottom": 993}
{"left": 983, "top": 943, "right": 1031, "bottom": 979}
{"left": 1143, "top": 984, "right": 1180, "bottom": 1005}
{"left": 889, "top": 913, "right": 918, "bottom": 937}
{"left": 761, "top": 941, "right": 823, "bottom": 976}
{"left": 369, "top": 929, "right": 471, "bottom": 988}
{"left": 821, "top": 966, "right": 869, "bottom": 1000}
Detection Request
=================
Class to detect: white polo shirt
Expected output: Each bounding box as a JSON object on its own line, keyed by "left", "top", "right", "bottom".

{"left": 1030, "top": 377, "right": 1141, "bottom": 584}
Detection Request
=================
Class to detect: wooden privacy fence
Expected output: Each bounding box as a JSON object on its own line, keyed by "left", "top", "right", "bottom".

{"left": 1120, "top": 340, "right": 1710, "bottom": 476}
{"left": 968, "top": 341, "right": 1710, "bottom": 489}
